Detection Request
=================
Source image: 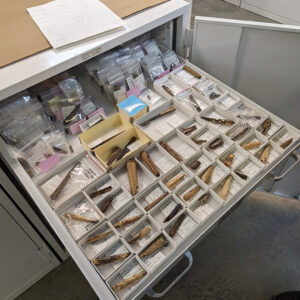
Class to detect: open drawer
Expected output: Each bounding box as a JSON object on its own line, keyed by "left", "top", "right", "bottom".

{"left": 1, "top": 4, "right": 300, "bottom": 300}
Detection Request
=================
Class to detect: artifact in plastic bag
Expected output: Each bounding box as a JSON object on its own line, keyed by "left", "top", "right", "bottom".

{"left": 88, "top": 230, "right": 113, "bottom": 244}
{"left": 142, "top": 39, "right": 162, "bottom": 57}
{"left": 155, "top": 76, "right": 185, "bottom": 97}
{"left": 140, "top": 151, "right": 160, "bottom": 177}
{"left": 139, "top": 89, "right": 163, "bottom": 106}
{"left": 59, "top": 77, "right": 85, "bottom": 103}
{"left": 42, "top": 130, "right": 71, "bottom": 155}
{"left": 162, "top": 50, "right": 181, "bottom": 70}
{"left": 108, "top": 72, "right": 128, "bottom": 103}
{"left": 90, "top": 186, "right": 113, "bottom": 199}
{"left": 129, "top": 226, "right": 151, "bottom": 245}
{"left": 126, "top": 159, "right": 138, "bottom": 195}
{"left": 64, "top": 212, "right": 98, "bottom": 223}
{"left": 230, "top": 103, "right": 262, "bottom": 127}
{"left": 139, "top": 234, "right": 167, "bottom": 258}
{"left": 112, "top": 270, "right": 147, "bottom": 292}
{"left": 209, "top": 138, "right": 224, "bottom": 149}
{"left": 93, "top": 252, "right": 131, "bottom": 266}
{"left": 230, "top": 124, "right": 251, "bottom": 141}
{"left": 169, "top": 214, "right": 186, "bottom": 238}
{"left": 159, "top": 141, "right": 183, "bottom": 162}
{"left": 184, "top": 65, "right": 202, "bottom": 78}
{"left": 201, "top": 116, "right": 234, "bottom": 126}
{"left": 140, "top": 106, "right": 176, "bottom": 126}
{"left": 50, "top": 162, "right": 80, "bottom": 201}
{"left": 143, "top": 55, "right": 165, "bottom": 81}
{"left": 145, "top": 191, "right": 169, "bottom": 211}
{"left": 218, "top": 175, "right": 232, "bottom": 200}
{"left": 163, "top": 203, "right": 183, "bottom": 223}
{"left": 166, "top": 173, "right": 185, "bottom": 189}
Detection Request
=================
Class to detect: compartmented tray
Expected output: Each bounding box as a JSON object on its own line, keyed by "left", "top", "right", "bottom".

{"left": 135, "top": 99, "right": 193, "bottom": 141}
{"left": 79, "top": 114, "right": 132, "bottom": 151}
{"left": 271, "top": 126, "right": 299, "bottom": 150}
{"left": 39, "top": 152, "right": 105, "bottom": 209}
{"left": 214, "top": 92, "right": 241, "bottom": 111}
{"left": 93, "top": 126, "right": 150, "bottom": 170}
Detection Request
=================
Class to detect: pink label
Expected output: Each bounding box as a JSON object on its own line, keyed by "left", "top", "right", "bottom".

{"left": 39, "top": 154, "right": 60, "bottom": 173}
{"left": 127, "top": 86, "right": 140, "bottom": 97}
{"left": 55, "top": 110, "right": 63, "bottom": 121}
{"left": 157, "top": 69, "right": 170, "bottom": 80}
{"left": 69, "top": 118, "right": 87, "bottom": 134}
{"left": 88, "top": 107, "right": 106, "bottom": 118}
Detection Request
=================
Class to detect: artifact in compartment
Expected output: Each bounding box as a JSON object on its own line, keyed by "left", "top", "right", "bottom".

{"left": 88, "top": 230, "right": 113, "bottom": 244}
{"left": 89, "top": 130, "right": 125, "bottom": 150}
{"left": 100, "top": 196, "right": 114, "bottom": 213}
{"left": 139, "top": 234, "right": 168, "bottom": 258}
{"left": 261, "top": 118, "right": 271, "bottom": 135}
{"left": 200, "top": 165, "right": 214, "bottom": 184}
{"left": 209, "top": 92, "right": 220, "bottom": 100}
{"left": 242, "top": 141, "right": 261, "bottom": 150}
{"left": 183, "top": 65, "right": 201, "bottom": 78}
{"left": 63, "top": 104, "right": 80, "bottom": 125}
{"left": 90, "top": 186, "right": 112, "bottom": 199}
{"left": 162, "top": 85, "right": 175, "bottom": 97}
{"left": 93, "top": 253, "right": 131, "bottom": 266}
{"left": 50, "top": 162, "right": 80, "bottom": 201}
{"left": 201, "top": 116, "right": 234, "bottom": 126}
{"left": 140, "top": 151, "right": 160, "bottom": 177}
{"left": 159, "top": 141, "right": 183, "bottom": 162}
{"left": 189, "top": 160, "right": 201, "bottom": 170}
{"left": 189, "top": 95, "right": 201, "bottom": 112}
{"left": 140, "top": 106, "right": 176, "bottom": 127}
{"left": 116, "top": 137, "right": 137, "bottom": 161}
{"left": 163, "top": 203, "right": 183, "bottom": 223}
{"left": 112, "top": 270, "right": 147, "bottom": 292}
{"left": 128, "top": 226, "right": 151, "bottom": 245}
{"left": 145, "top": 191, "right": 169, "bottom": 211}
{"left": 197, "top": 193, "right": 209, "bottom": 205}
{"left": 234, "top": 170, "right": 248, "bottom": 180}
{"left": 107, "top": 146, "right": 122, "bottom": 166}
{"left": 218, "top": 175, "right": 232, "bottom": 200}
{"left": 53, "top": 145, "right": 68, "bottom": 154}
{"left": 64, "top": 213, "right": 98, "bottom": 223}
{"left": 223, "top": 153, "right": 235, "bottom": 167}
{"left": 280, "top": 138, "right": 293, "bottom": 149}
{"left": 237, "top": 114, "right": 261, "bottom": 120}
{"left": 231, "top": 126, "right": 250, "bottom": 141}
{"left": 114, "top": 215, "right": 143, "bottom": 228}
{"left": 169, "top": 214, "right": 186, "bottom": 238}
{"left": 260, "top": 145, "right": 271, "bottom": 164}
{"left": 183, "top": 186, "right": 201, "bottom": 201}
{"left": 181, "top": 125, "right": 197, "bottom": 135}
{"left": 126, "top": 159, "right": 138, "bottom": 195}
{"left": 166, "top": 173, "right": 185, "bottom": 189}
{"left": 192, "top": 137, "right": 207, "bottom": 145}
{"left": 209, "top": 138, "right": 224, "bottom": 149}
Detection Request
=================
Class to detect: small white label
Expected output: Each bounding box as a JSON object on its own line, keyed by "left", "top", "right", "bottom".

{"left": 144, "top": 251, "right": 165, "bottom": 269}
{"left": 177, "top": 216, "right": 196, "bottom": 237}
{"left": 127, "top": 140, "right": 142, "bottom": 152}
{"left": 145, "top": 186, "right": 164, "bottom": 204}
{"left": 41, "top": 175, "right": 62, "bottom": 196}
{"left": 277, "top": 131, "right": 291, "bottom": 144}
{"left": 130, "top": 222, "right": 152, "bottom": 247}
{"left": 112, "top": 192, "right": 130, "bottom": 210}
{"left": 229, "top": 180, "right": 241, "bottom": 195}
{"left": 210, "top": 166, "right": 225, "bottom": 185}
{"left": 155, "top": 156, "right": 175, "bottom": 173}
{"left": 177, "top": 143, "right": 196, "bottom": 159}
{"left": 176, "top": 70, "right": 199, "bottom": 86}
{"left": 166, "top": 114, "right": 184, "bottom": 128}
{"left": 88, "top": 137, "right": 103, "bottom": 149}
{"left": 82, "top": 102, "right": 96, "bottom": 115}
{"left": 201, "top": 203, "right": 215, "bottom": 215}
{"left": 90, "top": 227, "right": 115, "bottom": 253}
{"left": 155, "top": 122, "right": 173, "bottom": 135}
{"left": 241, "top": 161, "right": 260, "bottom": 177}
{"left": 220, "top": 97, "right": 236, "bottom": 108}
{"left": 160, "top": 199, "right": 177, "bottom": 217}
{"left": 88, "top": 115, "right": 102, "bottom": 128}
{"left": 120, "top": 262, "right": 141, "bottom": 279}
{"left": 132, "top": 73, "right": 146, "bottom": 90}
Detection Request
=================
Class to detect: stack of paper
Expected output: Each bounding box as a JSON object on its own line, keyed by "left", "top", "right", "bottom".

{"left": 27, "top": 0, "right": 126, "bottom": 48}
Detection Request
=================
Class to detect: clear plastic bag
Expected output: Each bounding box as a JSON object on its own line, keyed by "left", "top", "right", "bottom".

{"left": 107, "top": 72, "right": 127, "bottom": 103}
{"left": 162, "top": 50, "right": 180, "bottom": 70}
{"left": 139, "top": 88, "right": 162, "bottom": 105}
{"left": 130, "top": 45, "right": 145, "bottom": 60}
{"left": 59, "top": 77, "right": 85, "bottom": 103}
{"left": 155, "top": 76, "right": 184, "bottom": 97}
{"left": 143, "top": 55, "right": 166, "bottom": 81}
{"left": 175, "top": 69, "right": 205, "bottom": 86}
{"left": 142, "top": 39, "right": 162, "bottom": 56}
{"left": 176, "top": 89, "right": 203, "bottom": 112}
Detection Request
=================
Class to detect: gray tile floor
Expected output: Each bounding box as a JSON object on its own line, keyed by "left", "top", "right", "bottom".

{"left": 18, "top": 2, "right": 294, "bottom": 300}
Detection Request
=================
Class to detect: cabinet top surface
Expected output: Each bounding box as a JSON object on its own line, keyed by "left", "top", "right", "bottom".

{"left": 0, "top": 0, "right": 189, "bottom": 101}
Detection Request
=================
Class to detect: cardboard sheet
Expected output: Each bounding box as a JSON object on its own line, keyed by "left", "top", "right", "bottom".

{"left": 0, "top": 0, "right": 168, "bottom": 68}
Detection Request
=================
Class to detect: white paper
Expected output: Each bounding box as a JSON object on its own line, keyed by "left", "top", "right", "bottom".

{"left": 177, "top": 216, "right": 196, "bottom": 237}
{"left": 27, "top": 0, "right": 126, "bottom": 48}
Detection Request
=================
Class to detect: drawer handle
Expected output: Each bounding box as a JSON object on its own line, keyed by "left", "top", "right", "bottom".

{"left": 145, "top": 251, "right": 193, "bottom": 298}
{"left": 271, "top": 150, "right": 300, "bottom": 181}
